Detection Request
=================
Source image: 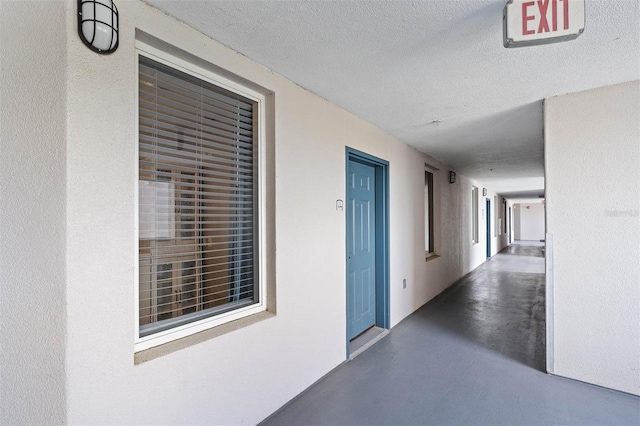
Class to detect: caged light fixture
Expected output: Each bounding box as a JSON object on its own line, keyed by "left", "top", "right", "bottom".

{"left": 449, "top": 171, "right": 457, "bottom": 184}
{"left": 78, "top": 0, "right": 119, "bottom": 54}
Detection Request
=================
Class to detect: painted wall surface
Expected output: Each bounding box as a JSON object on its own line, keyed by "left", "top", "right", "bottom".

{"left": 64, "top": 2, "right": 506, "bottom": 423}
{"left": 0, "top": 1, "right": 67, "bottom": 424}
{"left": 545, "top": 81, "right": 640, "bottom": 396}
{"left": 1, "top": 1, "right": 506, "bottom": 423}
{"left": 520, "top": 203, "right": 545, "bottom": 241}
{"left": 514, "top": 202, "right": 545, "bottom": 241}
{"left": 389, "top": 151, "right": 504, "bottom": 322}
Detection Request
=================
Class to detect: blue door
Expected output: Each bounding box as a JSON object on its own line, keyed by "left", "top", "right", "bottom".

{"left": 486, "top": 199, "right": 491, "bottom": 259}
{"left": 508, "top": 207, "right": 512, "bottom": 244}
{"left": 347, "top": 160, "right": 376, "bottom": 340}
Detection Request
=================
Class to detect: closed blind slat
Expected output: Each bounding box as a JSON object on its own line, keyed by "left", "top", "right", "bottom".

{"left": 140, "top": 64, "right": 254, "bottom": 115}
{"left": 138, "top": 137, "right": 254, "bottom": 167}
{"left": 138, "top": 55, "right": 258, "bottom": 338}
{"left": 138, "top": 92, "right": 254, "bottom": 136}
{"left": 140, "top": 267, "right": 255, "bottom": 289}
{"left": 141, "top": 265, "right": 255, "bottom": 282}
{"left": 139, "top": 160, "right": 254, "bottom": 183}
{"left": 138, "top": 100, "right": 255, "bottom": 144}
{"left": 138, "top": 120, "right": 254, "bottom": 151}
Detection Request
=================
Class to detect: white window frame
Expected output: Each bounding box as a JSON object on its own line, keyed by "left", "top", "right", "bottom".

{"left": 134, "top": 42, "right": 267, "bottom": 352}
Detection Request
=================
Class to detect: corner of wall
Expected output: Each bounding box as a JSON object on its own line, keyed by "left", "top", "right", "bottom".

{"left": 544, "top": 81, "right": 640, "bottom": 395}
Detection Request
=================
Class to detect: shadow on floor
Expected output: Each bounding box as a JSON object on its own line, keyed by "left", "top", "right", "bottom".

{"left": 261, "top": 245, "right": 640, "bottom": 426}
{"left": 415, "top": 267, "right": 546, "bottom": 372}
{"left": 501, "top": 244, "right": 544, "bottom": 258}
{"left": 407, "top": 244, "right": 546, "bottom": 371}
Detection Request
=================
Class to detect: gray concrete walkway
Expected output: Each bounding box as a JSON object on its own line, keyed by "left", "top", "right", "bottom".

{"left": 262, "top": 245, "right": 640, "bottom": 425}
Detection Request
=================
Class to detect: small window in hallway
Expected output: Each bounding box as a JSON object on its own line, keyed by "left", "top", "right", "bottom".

{"left": 424, "top": 168, "right": 435, "bottom": 257}
{"left": 494, "top": 196, "right": 498, "bottom": 237}
{"left": 472, "top": 186, "right": 479, "bottom": 243}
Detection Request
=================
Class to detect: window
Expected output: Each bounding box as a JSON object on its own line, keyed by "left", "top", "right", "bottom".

{"left": 136, "top": 45, "right": 265, "bottom": 350}
{"left": 472, "top": 186, "right": 479, "bottom": 243}
{"left": 424, "top": 168, "right": 435, "bottom": 256}
{"left": 494, "top": 196, "right": 498, "bottom": 237}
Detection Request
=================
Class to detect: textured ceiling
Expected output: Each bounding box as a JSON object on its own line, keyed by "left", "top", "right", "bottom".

{"left": 146, "top": 0, "right": 640, "bottom": 197}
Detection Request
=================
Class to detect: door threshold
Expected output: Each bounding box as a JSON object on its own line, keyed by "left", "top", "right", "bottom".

{"left": 349, "top": 326, "right": 388, "bottom": 360}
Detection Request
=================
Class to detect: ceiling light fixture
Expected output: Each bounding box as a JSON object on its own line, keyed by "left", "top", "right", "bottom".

{"left": 78, "top": 0, "right": 119, "bottom": 54}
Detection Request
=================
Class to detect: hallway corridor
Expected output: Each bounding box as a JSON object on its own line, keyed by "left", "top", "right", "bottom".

{"left": 263, "top": 244, "right": 640, "bottom": 425}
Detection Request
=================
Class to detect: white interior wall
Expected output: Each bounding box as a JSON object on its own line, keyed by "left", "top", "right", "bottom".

{"left": 520, "top": 203, "right": 545, "bottom": 241}
{"left": 514, "top": 202, "right": 545, "bottom": 241}
{"left": 0, "top": 2, "right": 67, "bottom": 424}
{"left": 545, "top": 80, "right": 640, "bottom": 396}
{"left": 513, "top": 204, "right": 521, "bottom": 240}
{"left": 390, "top": 155, "right": 508, "bottom": 320}
{"left": 1, "top": 1, "right": 508, "bottom": 422}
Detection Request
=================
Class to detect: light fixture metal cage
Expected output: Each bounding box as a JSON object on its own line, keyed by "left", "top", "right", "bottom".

{"left": 78, "top": 0, "right": 119, "bottom": 54}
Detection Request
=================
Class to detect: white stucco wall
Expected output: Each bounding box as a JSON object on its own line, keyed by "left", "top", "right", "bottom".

{"left": 0, "top": 1, "right": 67, "bottom": 423}
{"left": 63, "top": 2, "right": 505, "bottom": 423}
{"left": 545, "top": 81, "right": 640, "bottom": 396}
{"left": 520, "top": 203, "right": 545, "bottom": 241}
{"left": 1, "top": 1, "right": 506, "bottom": 423}
{"left": 514, "top": 202, "right": 545, "bottom": 241}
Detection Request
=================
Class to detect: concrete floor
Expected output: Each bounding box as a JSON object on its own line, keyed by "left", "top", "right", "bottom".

{"left": 262, "top": 245, "right": 640, "bottom": 425}
{"left": 511, "top": 239, "right": 545, "bottom": 247}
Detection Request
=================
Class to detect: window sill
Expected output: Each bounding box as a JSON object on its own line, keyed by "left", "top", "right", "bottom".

{"left": 134, "top": 311, "right": 275, "bottom": 364}
{"left": 425, "top": 253, "right": 440, "bottom": 262}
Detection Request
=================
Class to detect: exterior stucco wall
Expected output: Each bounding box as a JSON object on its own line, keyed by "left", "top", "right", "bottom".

{"left": 545, "top": 80, "right": 640, "bottom": 396}
{"left": 1, "top": 0, "right": 507, "bottom": 422}
{"left": 0, "top": 1, "right": 67, "bottom": 423}
{"left": 63, "top": 1, "right": 505, "bottom": 423}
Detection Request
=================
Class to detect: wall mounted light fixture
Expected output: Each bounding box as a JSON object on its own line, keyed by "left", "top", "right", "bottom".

{"left": 449, "top": 171, "right": 456, "bottom": 184}
{"left": 78, "top": 0, "right": 119, "bottom": 54}
{"left": 482, "top": 188, "right": 487, "bottom": 196}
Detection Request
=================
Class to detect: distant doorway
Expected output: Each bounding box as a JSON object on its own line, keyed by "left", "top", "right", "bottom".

{"left": 508, "top": 207, "right": 512, "bottom": 244}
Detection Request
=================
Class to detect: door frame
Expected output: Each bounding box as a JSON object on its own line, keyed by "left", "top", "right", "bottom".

{"left": 486, "top": 198, "right": 491, "bottom": 259}
{"left": 508, "top": 206, "right": 512, "bottom": 244}
{"left": 345, "top": 147, "right": 390, "bottom": 358}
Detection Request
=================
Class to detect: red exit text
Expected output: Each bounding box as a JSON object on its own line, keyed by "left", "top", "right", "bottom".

{"left": 521, "top": 0, "right": 570, "bottom": 36}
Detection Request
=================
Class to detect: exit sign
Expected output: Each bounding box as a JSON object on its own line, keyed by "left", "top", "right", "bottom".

{"left": 503, "top": 0, "right": 585, "bottom": 48}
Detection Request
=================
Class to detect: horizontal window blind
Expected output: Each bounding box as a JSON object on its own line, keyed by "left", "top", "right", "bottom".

{"left": 138, "top": 55, "right": 258, "bottom": 338}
